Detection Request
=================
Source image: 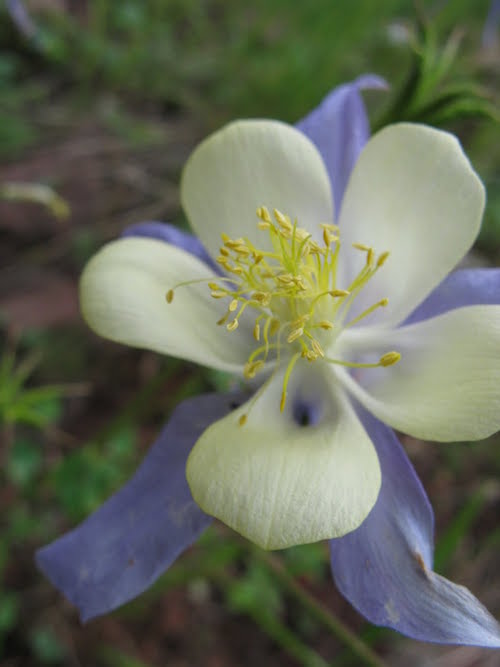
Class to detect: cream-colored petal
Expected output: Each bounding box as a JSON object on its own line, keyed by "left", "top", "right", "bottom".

{"left": 186, "top": 363, "right": 381, "bottom": 550}
{"left": 338, "top": 305, "right": 500, "bottom": 441}
{"left": 80, "top": 237, "right": 253, "bottom": 371}
{"left": 181, "top": 120, "right": 334, "bottom": 260}
{"left": 337, "top": 123, "right": 485, "bottom": 328}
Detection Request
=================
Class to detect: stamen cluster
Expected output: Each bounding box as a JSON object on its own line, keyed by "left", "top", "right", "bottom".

{"left": 167, "top": 206, "right": 400, "bottom": 416}
{"left": 214, "top": 207, "right": 348, "bottom": 372}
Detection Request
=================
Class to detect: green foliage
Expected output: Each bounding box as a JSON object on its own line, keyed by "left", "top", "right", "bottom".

{"left": 29, "top": 627, "right": 66, "bottom": 664}
{"left": 283, "top": 543, "right": 327, "bottom": 580}
{"left": 377, "top": 13, "right": 499, "bottom": 128}
{"left": 0, "top": 352, "right": 63, "bottom": 428}
{"left": 0, "top": 593, "right": 19, "bottom": 636}
{"left": 51, "top": 428, "right": 136, "bottom": 521}
{"left": 7, "top": 439, "right": 43, "bottom": 488}
{"left": 227, "top": 561, "right": 283, "bottom": 617}
{"left": 434, "top": 490, "right": 487, "bottom": 573}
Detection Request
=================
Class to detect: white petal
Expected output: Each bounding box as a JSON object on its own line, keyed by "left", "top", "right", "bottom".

{"left": 338, "top": 123, "right": 485, "bottom": 327}
{"left": 338, "top": 306, "right": 500, "bottom": 441}
{"left": 80, "top": 237, "right": 253, "bottom": 372}
{"left": 186, "top": 363, "right": 381, "bottom": 549}
{"left": 181, "top": 120, "right": 334, "bottom": 260}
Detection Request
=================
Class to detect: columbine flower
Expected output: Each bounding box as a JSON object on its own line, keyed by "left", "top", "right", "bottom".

{"left": 37, "top": 76, "right": 500, "bottom": 645}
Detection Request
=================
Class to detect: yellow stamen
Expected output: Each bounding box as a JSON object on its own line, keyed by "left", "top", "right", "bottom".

{"left": 379, "top": 351, "right": 401, "bottom": 367}
{"left": 324, "top": 352, "right": 402, "bottom": 369}
{"left": 344, "top": 298, "right": 389, "bottom": 329}
{"left": 377, "top": 251, "right": 390, "bottom": 268}
{"left": 280, "top": 352, "right": 301, "bottom": 412}
{"left": 195, "top": 205, "right": 396, "bottom": 412}
{"left": 311, "top": 339, "right": 324, "bottom": 357}
{"left": 166, "top": 289, "right": 174, "bottom": 303}
{"left": 287, "top": 327, "right": 304, "bottom": 343}
{"left": 257, "top": 206, "right": 272, "bottom": 223}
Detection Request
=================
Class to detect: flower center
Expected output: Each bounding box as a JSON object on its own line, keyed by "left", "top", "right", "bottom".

{"left": 167, "top": 206, "right": 401, "bottom": 421}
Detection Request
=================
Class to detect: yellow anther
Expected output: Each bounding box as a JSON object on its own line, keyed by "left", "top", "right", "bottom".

{"left": 295, "top": 228, "right": 311, "bottom": 242}
{"left": 202, "top": 205, "right": 396, "bottom": 414}
{"left": 269, "top": 319, "right": 280, "bottom": 337}
{"left": 293, "top": 275, "right": 307, "bottom": 290}
{"left": 323, "top": 227, "right": 332, "bottom": 247}
{"left": 225, "top": 238, "right": 246, "bottom": 249}
{"left": 166, "top": 289, "right": 174, "bottom": 303}
{"left": 311, "top": 339, "right": 324, "bottom": 357}
{"left": 377, "top": 251, "right": 390, "bottom": 268}
{"left": 379, "top": 298, "right": 389, "bottom": 307}
{"left": 257, "top": 206, "right": 272, "bottom": 223}
{"left": 291, "top": 314, "right": 309, "bottom": 327}
{"left": 278, "top": 227, "right": 292, "bottom": 240}
{"left": 320, "top": 223, "right": 339, "bottom": 233}
{"left": 252, "top": 291, "right": 271, "bottom": 305}
{"left": 226, "top": 265, "right": 243, "bottom": 275}
{"left": 379, "top": 351, "right": 401, "bottom": 367}
{"left": 308, "top": 240, "right": 322, "bottom": 254}
{"left": 274, "top": 208, "right": 291, "bottom": 229}
{"left": 243, "top": 360, "right": 265, "bottom": 379}
{"left": 287, "top": 327, "right": 304, "bottom": 343}
{"left": 234, "top": 245, "right": 250, "bottom": 256}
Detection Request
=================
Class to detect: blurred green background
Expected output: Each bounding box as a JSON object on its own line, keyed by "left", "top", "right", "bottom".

{"left": 0, "top": 1, "right": 499, "bottom": 665}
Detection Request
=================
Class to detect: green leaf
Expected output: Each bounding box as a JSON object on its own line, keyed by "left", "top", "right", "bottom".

{"left": 0, "top": 592, "right": 19, "bottom": 634}
{"left": 6, "top": 438, "right": 43, "bottom": 487}
{"left": 283, "top": 543, "right": 327, "bottom": 580}
{"left": 30, "top": 627, "right": 66, "bottom": 664}
{"left": 434, "top": 490, "right": 487, "bottom": 573}
{"left": 226, "top": 562, "right": 283, "bottom": 617}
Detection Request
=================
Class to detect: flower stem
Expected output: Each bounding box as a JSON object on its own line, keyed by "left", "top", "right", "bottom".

{"left": 213, "top": 569, "right": 330, "bottom": 667}
{"left": 251, "top": 548, "right": 387, "bottom": 667}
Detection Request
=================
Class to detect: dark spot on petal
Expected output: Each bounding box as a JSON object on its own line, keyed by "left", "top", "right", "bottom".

{"left": 413, "top": 551, "right": 431, "bottom": 580}
{"left": 127, "top": 558, "right": 135, "bottom": 567}
{"left": 292, "top": 399, "right": 323, "bottom": 427}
